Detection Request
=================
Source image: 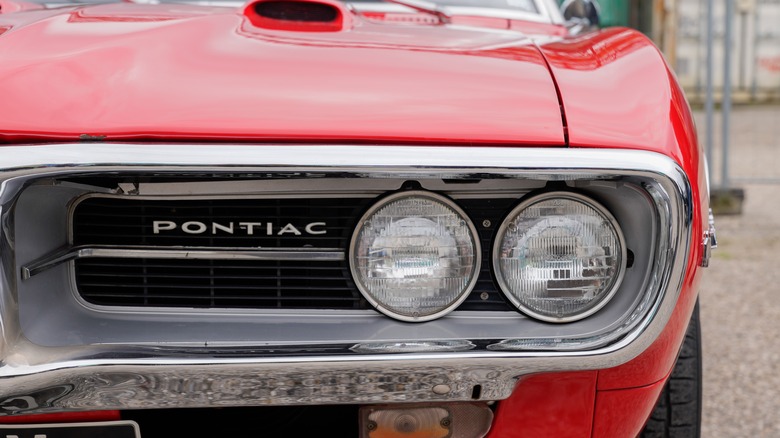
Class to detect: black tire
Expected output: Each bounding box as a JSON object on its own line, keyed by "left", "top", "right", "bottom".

{"left": 640, "top": 300, "right": 702, "bottom": 438}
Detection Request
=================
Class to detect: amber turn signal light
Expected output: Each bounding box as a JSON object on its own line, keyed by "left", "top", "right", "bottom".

{"left": 359, "top": 403, "right": 493, "bottom": 438}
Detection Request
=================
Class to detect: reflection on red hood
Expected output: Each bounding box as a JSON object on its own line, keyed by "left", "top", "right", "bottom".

{"left": 0, "top": 3, "right": 565, "bottom": 145}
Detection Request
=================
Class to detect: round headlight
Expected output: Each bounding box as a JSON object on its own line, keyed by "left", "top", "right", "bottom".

{"left": 349, "top": 191, "right": 481, "bottom": 322}
{"left": 493, "top": 192, "right": 626, "bottom": 323}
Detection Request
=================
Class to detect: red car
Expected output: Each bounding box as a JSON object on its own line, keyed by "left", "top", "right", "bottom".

{"left": 0, "top": 0, "right": 713, "bottom": 436}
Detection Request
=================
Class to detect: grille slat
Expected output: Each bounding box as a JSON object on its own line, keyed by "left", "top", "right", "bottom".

{"left": 79, "top": 283, "right": 355, "bottom": 291}
{"left": 80, "top": 273, "right": 346, "bottom": 281}
{"left": 76, "top": 258, "right": 362, "bottom": 309}
{"left": 72, "top": 195, "right": 514, "bottom": 312}
{"left": 77, "top": 261, "right": 343, "bottom": 271}
{"left": 81, "top": 294, "right": 359, "bottom": 302}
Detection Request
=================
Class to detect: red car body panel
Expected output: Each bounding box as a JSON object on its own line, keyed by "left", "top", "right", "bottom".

{"left": 487, "top": 372, "right": 598, "bottom": 438}
{"left": 0, "top": 411, "right": 121, "bottom": 424}
{"left": 0, "top": 2, "right": 705, "bottom": 436}
{"left": 539, "top": 27, "right": 704, "bottom": 196}
{"left": 592, "top": 378, "right": 668, "bottom": 437}
{"left": 538, "top": 27, "right": 707, "bottom": 392}
{"left": 0, "top": 0, "right": 41, "bottom": 13}
{"left": 487, "top": 371, "right": 669, "bottom": 438}
{"left": 0, "top": 3, "right": 565, "bottom": 145}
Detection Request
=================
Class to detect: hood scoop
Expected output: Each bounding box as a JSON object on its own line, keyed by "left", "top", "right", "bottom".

{"left": 243, "top": 0, "right": 351, "bottom": 32}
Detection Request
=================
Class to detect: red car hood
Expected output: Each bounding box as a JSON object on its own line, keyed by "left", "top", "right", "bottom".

{"left": 0, "top": 2, "right": 565, "bottom": 145}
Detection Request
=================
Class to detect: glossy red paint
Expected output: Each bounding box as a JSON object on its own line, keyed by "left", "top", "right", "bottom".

{"left": 0, "top": 0, "right": 43, "bottom": 13}
{"left": 508, "top": 19, "right": 567, "bottom": 36}
{"left": 599, "top": 261, "right": 704, "bottom": 384}
{"left": 591, "top": 379, "right": 666, "bottom": 437}
{"left": 540, "top": 28, "right": 678, "bottom": 151}
{"left": 487, "top": 372, "right": 598, "bottom": 438}
{"left": 538, "top": 27, "right": 706, "bottom": 390}
{"left": 0, "top": 4, "right": 706, "bottom": 435}
{"left": 0, "top": 3, "right": 564, "bottom": 145}
{"left": 451, "top": 15, "right": 512, "bottom": 29}
{"left": 485, "top": 372, "right": 670, "bottom": 437}
{"left": 539, "top": 27, "right": 705, "bottom": 174}
{"left": 0, "top": 410, "right": 121, "bottom": 424}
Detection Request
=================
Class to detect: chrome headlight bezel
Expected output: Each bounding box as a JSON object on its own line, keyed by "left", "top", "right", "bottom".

{"left": 7, "top": 145, "right": 694, "bottom": 412}
{"left": 348, "top": 190, "right": 482, "bottom": 323}
{"left": 492, "top": 191, "right": 627, "bottom": 323}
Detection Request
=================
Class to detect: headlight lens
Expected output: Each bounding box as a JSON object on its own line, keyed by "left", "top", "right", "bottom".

{"left": 493, "top": 192, "right": 626, "bottom": 323}
{"left": 349, "top": 191, "right": 480, "bottom": 322}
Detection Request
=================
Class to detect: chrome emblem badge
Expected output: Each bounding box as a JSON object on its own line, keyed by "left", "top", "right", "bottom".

{"left": 151, "top": 221, "right": 327, "bottom": 236}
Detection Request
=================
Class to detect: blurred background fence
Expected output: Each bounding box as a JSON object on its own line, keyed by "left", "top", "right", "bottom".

{"left": 682, "top": 0, "right": 780, "bottom": 188}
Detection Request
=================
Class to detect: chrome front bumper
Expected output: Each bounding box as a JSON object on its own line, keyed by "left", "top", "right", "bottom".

{"left": 0, "top": 144, "right": 693, "bottom": 414}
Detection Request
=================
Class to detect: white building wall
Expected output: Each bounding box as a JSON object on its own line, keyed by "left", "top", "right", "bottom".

{"left": 675, "top": 0, "right": 780, "bottom": 99}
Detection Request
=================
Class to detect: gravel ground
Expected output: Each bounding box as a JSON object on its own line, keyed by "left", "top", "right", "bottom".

{"left": 695, "top": 105, "right": 780, "bottom": 437}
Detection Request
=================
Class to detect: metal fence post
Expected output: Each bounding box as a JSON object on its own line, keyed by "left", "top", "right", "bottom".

{"left": 721, "top": 0, "right": 733, "bottom": 189}
{"left": 705, "top": 0, "right": 714, "bottom": 182}
{"left": 707, "top": 0, "right": 744, "bottom": 215}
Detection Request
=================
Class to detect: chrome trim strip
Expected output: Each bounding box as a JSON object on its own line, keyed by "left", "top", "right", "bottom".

{"left": 708, "top": 207, "right": 717, "bottom": 249}
{"left": 0, "top": 143, "right": 687, "bottom": 173}
{"left": 700, "top": 208, "right": 717, "bottom": 268}
{"left": 0, "top": 144, "right": 694, "bottom": 412}
{"left": 22, "top": 246, "right": 345, "bottom": 280}
{"left": 0, "top": 421, "right": 141, "bottom": 437}
{"left": 347, "top": 2, "right": 552, "bottom": 24}
{"left": 384, "top": 0, "right": 451, "bottom": 23}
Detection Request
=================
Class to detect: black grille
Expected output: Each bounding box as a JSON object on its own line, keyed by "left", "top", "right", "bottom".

{"left": 73, "top": 197, "right": 370, "bottom": 248}
{"left": 76, "top": 258, "right": 363, "bottom": 309}
{"left": 72, "top": 195, "right": 515, "bottom": 311}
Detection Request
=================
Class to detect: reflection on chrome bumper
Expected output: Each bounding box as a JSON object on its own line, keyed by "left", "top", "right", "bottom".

{"left": 0, "top": 144, "right": 693, "bottom": 414}
{"left": 0, "top": 349, "right": 656, "bottom": 413}
{"left": 1, "top": 360, "right": 519, "bottom": 413}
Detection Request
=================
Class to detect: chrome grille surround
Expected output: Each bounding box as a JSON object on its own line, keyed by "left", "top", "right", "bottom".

{"left": 0, "top": 144, "right": 692, "bottom": 414}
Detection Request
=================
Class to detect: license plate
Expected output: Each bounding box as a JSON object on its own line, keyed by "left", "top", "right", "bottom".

{"left": 0, "top": 420, "right": 140, "bottom": 438}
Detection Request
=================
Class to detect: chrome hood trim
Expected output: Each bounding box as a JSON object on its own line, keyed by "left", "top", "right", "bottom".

{"left": 0, "top": 144, "right": 692, "bottom": 413}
